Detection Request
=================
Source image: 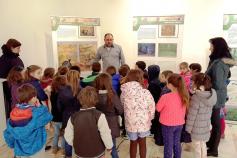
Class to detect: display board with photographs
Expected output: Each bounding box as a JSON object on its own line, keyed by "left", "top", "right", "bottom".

{"left": 223, "top": 14, "right": 237, "bottom": 80}
{"left": 223, "top": 14, "right": 237, "bottom": 60}
{"left": 133, "top": 15, "right": 184, "bottom": 58}
{"left": 52, "top": 17, "right": 100, "bottom": 71}
{"left": 57, "top": 42, "right": 97, "bottom": 71}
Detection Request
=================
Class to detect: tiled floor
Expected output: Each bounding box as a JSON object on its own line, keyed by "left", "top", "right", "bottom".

{"left": 1, "top": 121, "right": 237, "bottom": 158}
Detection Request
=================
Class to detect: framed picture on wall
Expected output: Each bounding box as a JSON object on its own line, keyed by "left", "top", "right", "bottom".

{"left": 158, "top": 43, "right": 177, "bottom": 57}
{"left": 138, "top": 43, "right": 156, "bottom": 57}
{"left": 57, "top": 42, "right": 79, "bottom": 66}
{"left": 137, "top": 27, "right": 156, "bottom": 40}
{"left": 158, "top": 24, "right": 178, "bottom": 38}
{"left": 79, "top": 41, "right": 97, "bottom": 71}
{"left": 79, "top": 26, "right": 96, "bottom": 37}
{"left": 57, "top": 25, "right": 79, "bottom": 39}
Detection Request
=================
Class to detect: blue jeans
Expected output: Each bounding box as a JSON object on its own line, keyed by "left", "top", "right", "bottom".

{"left": 52, "top": 122, "right": 65, "bottom": 149}
{"left": 162, "top": 125, "right": 183, "bottom": 158}
{"left": 65, "top": 141, "right": 72, "bottom": 157}
{"left": 111, "top": 138, "right": 119, "bottom": 158}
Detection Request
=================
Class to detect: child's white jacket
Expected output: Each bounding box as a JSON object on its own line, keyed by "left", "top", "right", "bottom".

{"left": 121, "top": 81, "right": 155, "bottom": 133}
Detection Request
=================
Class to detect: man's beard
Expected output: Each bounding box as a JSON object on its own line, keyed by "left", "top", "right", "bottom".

{"left": 105, "top": 43, "right": 113, "bottom": 47}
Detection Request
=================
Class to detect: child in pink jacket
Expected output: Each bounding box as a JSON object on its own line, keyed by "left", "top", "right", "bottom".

{"left": 121, "top": 69, "right": 155, "bottom": 158}
{"left": 156, "top": 73, "right": 189, "bottom": 158}
{"left": 179, "top": 62, "right": 192, "bottom": 92}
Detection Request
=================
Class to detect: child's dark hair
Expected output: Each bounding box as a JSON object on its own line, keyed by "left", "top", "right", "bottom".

{"left": 189, "top": 63, "right": 202, "bottom": 73}
{"left": 70, "top": 65, "right": 81, "bottom": 73}
{"left": 191, "top": 73, "right": 212, "bottom": 91}
{"left": 43, "top": 67, "right": 55, "bottom": 79}
{"left": 92, "top": 62, "right": 101, "bottom": 72}
{"left": 125, "top": 69, "right": 144, "bottom": 87}
{"left": 161, "top": 70, "right": 173, "bottom": 78}
{"left": 7, "top": 66, "right": 24, "bottom": 85}
{"left": 119, "top": 64, "right": 130, "bottom": 77}
{"left": 106, "top": 66, "right": 116, "bottom": 76}
{"left": 51, "top": 75, "right": 67, "bottom": 92}
{"left": 25, "top": 65, "right": 41, "bottom": 81}
{"left": 78, "top": 86, "right": 99, "bottom": 108}
{"left": 17, "top": 83, "right": 37, "bottom": 103}
{"left": 94, "top": 73, "right": 114, "bottom": 106}
{"left": 168, "top": 74, "right": 189, "bottom": 107}
{"left": 136, "top": 61, "right": 146, "bottom": 70}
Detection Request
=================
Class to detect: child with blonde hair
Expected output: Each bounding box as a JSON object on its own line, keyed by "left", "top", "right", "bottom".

{"left": 25, "top": 65, "right": 48, "bottom": 104}
{"left": 179, "top": 62, "right": 192, "bottom": 91}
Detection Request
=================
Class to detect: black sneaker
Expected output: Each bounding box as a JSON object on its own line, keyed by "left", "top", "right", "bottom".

{"left": 207, "top": 149, "right": 218, "bottom": 157}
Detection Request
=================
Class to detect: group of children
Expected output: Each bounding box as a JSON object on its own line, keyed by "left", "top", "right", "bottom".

{"left": 3, "top": 60, "right": 225, "bottom": 158}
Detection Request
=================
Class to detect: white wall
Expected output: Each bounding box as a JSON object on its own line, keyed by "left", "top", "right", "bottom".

{"left": 0, "top": 0, "right": 236, "bottom": 71}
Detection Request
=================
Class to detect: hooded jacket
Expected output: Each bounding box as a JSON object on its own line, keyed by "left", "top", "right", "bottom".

{"left": 206, "top": 58, "right": 236, "bottom": 108}
{"left": 0, "top": 45, "right": 24, "bottom": 78}
{"left": 120, "top": 81, "right": 155, "bottom": 132}
{"left": 148, "top": 65, "right": 161, "bottom": 103}
{"left": 186, "top": 89, "right": 217, "bottom": 141}
{"left": 4, "top": 105, "right": 52, "bottom": 156}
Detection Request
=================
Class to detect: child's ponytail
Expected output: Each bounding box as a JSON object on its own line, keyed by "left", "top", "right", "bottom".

{"left": 168, "top": 73, "right": 189, "bottom": 108}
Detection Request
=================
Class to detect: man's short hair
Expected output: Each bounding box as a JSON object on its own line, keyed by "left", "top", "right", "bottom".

{"left": 104, "top": 33, "right": 113, "bottom": 39}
